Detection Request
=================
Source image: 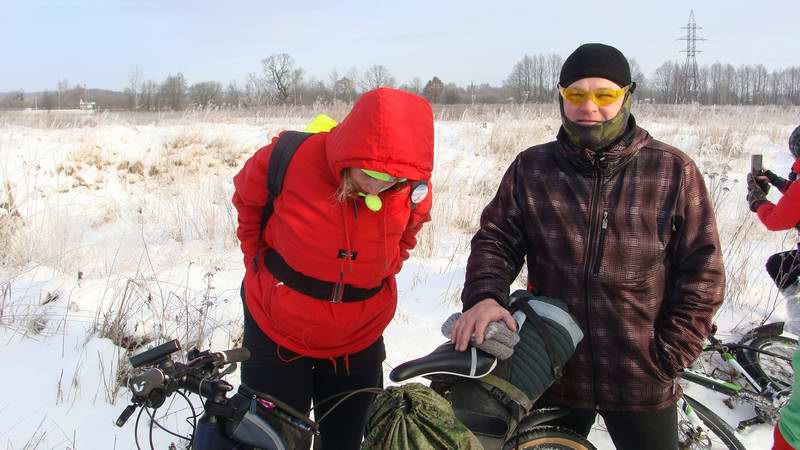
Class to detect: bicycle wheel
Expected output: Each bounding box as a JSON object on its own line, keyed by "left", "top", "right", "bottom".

{"left": 739, "top": 335, "right": 797, "bottom": 389}
{"left": 502, "top": 426, "right": 596, "bottom": 450}
{"left": 678, "top": 395, "right": 745, "bottom": 450}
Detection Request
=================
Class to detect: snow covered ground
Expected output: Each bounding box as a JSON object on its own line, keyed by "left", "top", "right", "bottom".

{"left": 0, "top": 105, "right": 798, "bottom": 449}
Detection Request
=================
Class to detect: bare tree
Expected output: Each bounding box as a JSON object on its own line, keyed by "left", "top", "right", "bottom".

{"left": 422, "top": 77, "right": 444, "bottom": 103}
{"left": 545, "top": 54, "right": 563, "bottom": 98}
{"left": 652, "top": 61, "right": 681, "bottom": 104}
{"left": 190, "top": 81, "right": 223, "bottom": 108}
{"left": 261, "top": 53, "right": 297, "bottom": 104}
{"left": 505, "top": 55, "right": 535, "bottom": 103}
{"left": 160, "top": 73, "right": 188, "bottom": 111}
{"left": 361, "top": 65, "right": 396, "bottom": 91}
{"left": 225, "top": 81, "right": 242, "bottom": 107}
{"left": 327, "top": 70, "right": 341, "bottom": 101}
{"left": 442, "top": 82, "right": 464, "bottom": 104}
{"left": 127, "top": 65, "right": 142, "bottom": 110}
{"left": 1, "top": 91, "right": 26, "bottom": 109}
{"left": 65, "top": 84, "right": 86, "bottom": 108}
{"left": 289, "top": 68, "right": 305, "bottom": 105}
{"left": 399, "top": 77, "right": 423, "bottom": 95}
{"left": 40, "top": 91, "right": 56, "bottom": 110}
{"left": 245, "top": 72, "right": 269, "bottom": 106}
{"left": 57, "top": 79, "right": 69, "bottom": 109}
{"left": 334, "top": 77, "right": 357, "bottom": 102}
{"left": 139, "top": 80, "right": 159, "bottom": 110}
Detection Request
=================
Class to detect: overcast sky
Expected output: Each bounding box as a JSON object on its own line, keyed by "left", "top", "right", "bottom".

{"left": 2, "top": 0, "right": 797, "bottom": 92}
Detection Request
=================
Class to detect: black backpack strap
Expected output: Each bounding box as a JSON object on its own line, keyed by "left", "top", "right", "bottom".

{"left": 252, "top": 131, "right": 313, "bottom": 271}
{"left": 515, "top": 300, "right": 564, "bottom": 379}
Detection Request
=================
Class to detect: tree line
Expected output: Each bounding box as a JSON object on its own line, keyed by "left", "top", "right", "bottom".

{"left": 3, "top": 52, "right": 800, "bottom": 110}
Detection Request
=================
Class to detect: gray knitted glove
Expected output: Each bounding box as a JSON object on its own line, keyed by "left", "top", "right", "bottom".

{"left": 441, "top": 312, "right": 520, "bottom": 360}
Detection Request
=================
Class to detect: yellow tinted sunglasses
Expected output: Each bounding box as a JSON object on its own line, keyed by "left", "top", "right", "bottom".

{"left": 559, "top": 85, "right": 631, "bottom": 107}
{"left": 361, "top": 169, "right": 406, "bottom": 183}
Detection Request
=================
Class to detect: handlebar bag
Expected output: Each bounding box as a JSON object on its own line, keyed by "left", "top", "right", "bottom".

{"left": 229, "top": 384, "right": 316, "bottom": 450}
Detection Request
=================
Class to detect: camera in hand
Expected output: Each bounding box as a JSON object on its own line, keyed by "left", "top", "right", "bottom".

{"left": 751, "top": 154, "right": 763, "bottom": 176}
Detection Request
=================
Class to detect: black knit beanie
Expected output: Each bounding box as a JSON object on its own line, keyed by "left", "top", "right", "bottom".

{"left": 559, "top": 43, "right": 631, "bottom": 88}
{"left": 790, "top": 125, "right": 800, "bottom": 158}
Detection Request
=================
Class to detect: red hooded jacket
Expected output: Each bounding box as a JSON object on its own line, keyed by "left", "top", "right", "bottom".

{"left": 757, "top": 160, "right": 800, "bottom": 231}
{"left": 232, "top": 88, "right": 434, "bottom": 358}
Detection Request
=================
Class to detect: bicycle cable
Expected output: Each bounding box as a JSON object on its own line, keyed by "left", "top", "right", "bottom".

{"left": 312, "top": 387, "right": 387, "bottom": 423}
{"left": 176, "top": 389, "right": 198, "bottom": 448}
{"left": 134, "top": 406, "right": 146, "bottom": 450}
{"left": 148, "top": 407, "right": 156, "bottom": 450}
{"left": 145, "top": 402, "right": 194, "bottom": 442}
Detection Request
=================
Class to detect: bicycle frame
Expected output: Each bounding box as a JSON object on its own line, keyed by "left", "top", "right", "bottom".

{"left": 681, "top": 368, "right": 745, "bottom": 397}
{"left": 679, "top": 323, "right": 796, "bottom": 430}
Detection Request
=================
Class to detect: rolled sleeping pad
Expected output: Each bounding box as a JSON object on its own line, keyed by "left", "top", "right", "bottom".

{"left": 449, "top": 291, "right": 583, "bottom": 448}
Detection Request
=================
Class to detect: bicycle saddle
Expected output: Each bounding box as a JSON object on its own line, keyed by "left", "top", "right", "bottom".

{"left": 389, "top": 342, "right": 497, "bottom": 382}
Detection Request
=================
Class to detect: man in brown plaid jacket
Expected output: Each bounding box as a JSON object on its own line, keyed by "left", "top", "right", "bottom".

{"left": 451, "top": 43, "right": 725, "bottom": 449}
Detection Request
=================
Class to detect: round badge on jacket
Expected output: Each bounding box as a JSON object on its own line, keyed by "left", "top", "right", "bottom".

{"left": 411, "top": 183, "right": 429, "bottom": 204}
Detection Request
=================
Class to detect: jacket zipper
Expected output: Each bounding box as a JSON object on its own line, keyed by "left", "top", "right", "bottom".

{"left": 592, "top": 210, "right": 609, "bottom": 278}
{"left": 583, "top": 159, "right": 604, "bottom": 408}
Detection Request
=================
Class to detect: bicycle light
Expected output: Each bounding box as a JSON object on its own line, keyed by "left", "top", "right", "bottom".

{"left": 129, "top": 339, "right": 181, "bottom": 368}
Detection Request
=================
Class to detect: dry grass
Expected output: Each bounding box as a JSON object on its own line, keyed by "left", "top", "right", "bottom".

{"left": 1, "top": 104, "right": 798, "bottom": 410}
{"left": 0, "top": 102, "right": 356, "bottom": 129}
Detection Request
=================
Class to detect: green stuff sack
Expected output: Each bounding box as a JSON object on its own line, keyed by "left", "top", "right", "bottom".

{"left": 361, "top": 382, "right": 483, "bottom": 450}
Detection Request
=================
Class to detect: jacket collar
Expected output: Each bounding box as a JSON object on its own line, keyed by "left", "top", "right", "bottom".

{"left": 556, "top": 115, "right": 651, "bottom": 176}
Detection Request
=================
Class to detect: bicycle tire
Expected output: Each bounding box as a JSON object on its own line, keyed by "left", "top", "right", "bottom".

{"left": 502, "top": 426, "right": 596, "bottom": 450}
{"left": 678, "top": 395, "right": 745, "bottom": 450}
{"left": 738, "top": 335, "right": 797, "bottom": 389}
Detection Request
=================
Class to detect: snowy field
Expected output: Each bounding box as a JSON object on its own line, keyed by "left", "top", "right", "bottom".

{"left": 0, "top": 104, "right": 799, "bottom": 449}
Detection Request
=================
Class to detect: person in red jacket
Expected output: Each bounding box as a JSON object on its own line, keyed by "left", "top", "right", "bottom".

{"left": 747, "top": 124, "right": 800, "bottom": 450}
{"left": 748, "top": 126, "right": 800, "bottom": 233}
{"left": 232, "top": 87, "right": 434, "bottom": 449}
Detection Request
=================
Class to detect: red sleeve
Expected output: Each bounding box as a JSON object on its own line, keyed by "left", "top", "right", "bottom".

{"left": 232, "top": 135, "right": 281, "bottom": 268}
{"left": 757, "top": 181, "right": 800, "bottom": 231}
{"left": 399, "top": 182, "right": 433, "bottom": 262}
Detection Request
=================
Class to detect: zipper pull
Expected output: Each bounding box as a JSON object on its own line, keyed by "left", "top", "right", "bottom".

{"left": 601, "top": 210, "right": 608, "bottom": 229}
{"left": 589, "top": 150, "right": 599, "bottom": 167}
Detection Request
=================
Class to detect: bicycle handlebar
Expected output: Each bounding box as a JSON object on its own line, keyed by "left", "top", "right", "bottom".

{"left": 116, "top": 342, "right": 248, "bottom": 427}
{"left": 213, "top": 347, "right": 251, "bottom": 364}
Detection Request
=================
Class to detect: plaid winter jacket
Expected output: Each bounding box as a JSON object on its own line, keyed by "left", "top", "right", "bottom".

{"left": 462, "top": 119, "right": 725, "bottom": 411}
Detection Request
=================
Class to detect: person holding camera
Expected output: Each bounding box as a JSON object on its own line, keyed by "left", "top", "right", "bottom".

{"left": 747, "top": 124, "right": 800, "bottom": 450}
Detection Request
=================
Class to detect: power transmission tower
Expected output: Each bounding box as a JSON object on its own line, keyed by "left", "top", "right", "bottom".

{"left": 677, "top": 10, "right": 706, "bottom": 103}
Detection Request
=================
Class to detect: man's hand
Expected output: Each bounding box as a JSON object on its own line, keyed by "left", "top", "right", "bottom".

{"left": 451, "top": 298, "right": 517, "bottom": 352}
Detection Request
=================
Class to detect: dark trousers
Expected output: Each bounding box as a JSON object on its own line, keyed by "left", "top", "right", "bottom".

{"left": 536, "top": 400, "right": 678, "bottom": 450}
{"left": 240, "top": 294, "right": 384, "bottom": 450}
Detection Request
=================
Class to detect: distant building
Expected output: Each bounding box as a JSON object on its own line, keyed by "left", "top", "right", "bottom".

{"left": 79, "top": 99, "right": 96, "bottom": 110}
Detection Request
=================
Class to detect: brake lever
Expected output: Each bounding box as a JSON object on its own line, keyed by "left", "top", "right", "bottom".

{"left": 116, "top": 404, "right": 138, "bottom": 427}
{"left": 218, "top": 362, "right": 238, "bottom": 377}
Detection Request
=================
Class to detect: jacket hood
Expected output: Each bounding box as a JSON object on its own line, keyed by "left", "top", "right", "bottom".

{"left": 325, "top": 88, "right": 434, "bottom": 182}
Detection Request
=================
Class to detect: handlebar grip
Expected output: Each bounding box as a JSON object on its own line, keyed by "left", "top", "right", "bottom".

{"left": 215, "top": 347, "right": 251, "bottom": 364}
{"left": 180, "top": 375, "right": 232, "bottom": 398}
